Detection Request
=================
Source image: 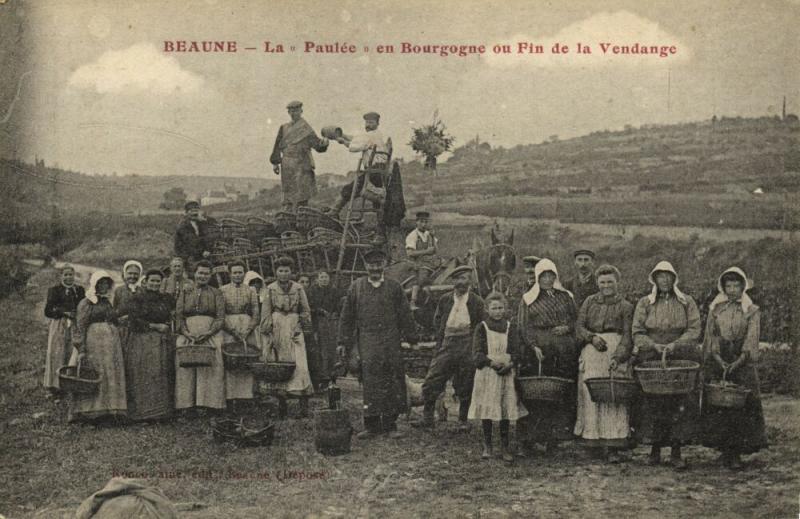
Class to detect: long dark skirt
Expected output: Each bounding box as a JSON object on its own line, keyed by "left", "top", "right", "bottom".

{"left": 702, "top": 362, "right": 767, "bottom": 454}
{"left": 125, "top": 330, "right": 174, "bottom": 421}
{"left": 518, "top": 329, "right": 577, "bottom": 444}
{"left": 316, "top": 314, "right": 340, "bottom": 383}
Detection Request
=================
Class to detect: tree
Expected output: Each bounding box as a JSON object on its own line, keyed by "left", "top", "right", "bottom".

{"left": 409, "top": 110, "right": 455, "bottom": 175}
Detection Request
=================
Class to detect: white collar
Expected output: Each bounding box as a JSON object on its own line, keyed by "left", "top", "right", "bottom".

{"left": 368, "top": 275, "right": 385, "bottom": 288}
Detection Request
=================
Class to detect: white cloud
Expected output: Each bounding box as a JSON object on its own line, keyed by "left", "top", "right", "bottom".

{"left": 486, "top": 10, "right": 690, "bottom": 69}
{"left": 68, "top": 43, "right": 203, "bottom": 95}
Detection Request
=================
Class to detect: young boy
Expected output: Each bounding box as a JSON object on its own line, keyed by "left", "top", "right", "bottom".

{"left": 405, "top": 211, "right": 438, "bottom": 310}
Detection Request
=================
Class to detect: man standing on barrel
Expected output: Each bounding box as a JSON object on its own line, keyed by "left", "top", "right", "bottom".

{"left": 269, "top": 101, "right": 329, "bottom": 211}
{"left": 412, "top": 266, "right": 485, "bottom": 431}
{"left": 338, "top": 249, "right": 419, "bottom": 440}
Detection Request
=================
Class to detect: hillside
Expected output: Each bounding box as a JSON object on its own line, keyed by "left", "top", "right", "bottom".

{"left": 0, "top": 159, "right": 278, "bottom": 222}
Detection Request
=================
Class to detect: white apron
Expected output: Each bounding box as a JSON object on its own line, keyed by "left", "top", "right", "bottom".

{"left": 263, "top": 311, "right": 313, "bottom": 396}
{"left": 221, "top": 314, "right": 257, "bottom": 400}
{"left": 574, "top": 332, "right": 630, "bottom": 441}
{"left": 175, "top": 316, "right": 226, "bottom": 409}
{"left": 468, "top": 322, "right": 528, "bottom": 421}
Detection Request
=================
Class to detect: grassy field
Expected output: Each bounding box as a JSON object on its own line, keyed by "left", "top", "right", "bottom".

{"left": 2, "top": 267, "right": 799, "bottom": 518}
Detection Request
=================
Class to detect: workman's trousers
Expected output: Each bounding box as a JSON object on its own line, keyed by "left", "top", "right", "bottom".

{"left": 421, "top": 334, "right": 474, "bottom": 407}
{"left": 364, "top": 413, "right": 399, "bottom": 433}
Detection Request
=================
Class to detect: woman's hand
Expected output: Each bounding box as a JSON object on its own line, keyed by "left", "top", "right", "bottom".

{"left": 552, "top": 325, "right": 570, "bottom": 336}
{"left": 63, "top": 311, "right": 76, "bottom": 320}
{"left": 591, "top": 335, "right": 608, "bottom": 352}
{"left": 490, "top": 361, "right": 504, "bottom": 371}
{"left": 497, "top": 363, "right": 513, "bottom": 376}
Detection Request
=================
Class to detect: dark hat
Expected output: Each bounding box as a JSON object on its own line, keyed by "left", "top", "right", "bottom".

{"left": 451, "top": 265, "right": 473, "bottom": 278}
{"left": 573, "top": 249, "right": 596, "bottom": 259}
{"left": 286, "top": 100, "right": 303, "bottom": 109}
{"left": 522, "top": 255, "right": 541, "bottom": 266}
{"left": 415, "top": 211, "right": 431, "bottom": 219}
{"left": 363, "top": 111, "right": 380, "bottom": 121}
{"left": 184, "top": 200, "right": 200, "bottom": 211}
{"left": 363, "top": 249, "right": 387, "bottom": 264}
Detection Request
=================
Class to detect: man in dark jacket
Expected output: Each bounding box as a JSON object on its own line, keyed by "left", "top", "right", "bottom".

{"left": 174, "top": 201, "right": 210, "bottom": 266}
{"left": 412, "top": 266, "right": 485, "bottom": 430}
{"left": 562, "top": 249, "right": 598, "bottom": 309}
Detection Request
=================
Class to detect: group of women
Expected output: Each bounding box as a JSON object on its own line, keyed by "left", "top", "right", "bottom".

{"left": 511, "top": 258, "right": 767, "bottom": 469}
{"left": 42, "top": 253, "right": 767, "bottom": 469}
{"left": 43, "top": 256, "right": 342, "bottom": 424}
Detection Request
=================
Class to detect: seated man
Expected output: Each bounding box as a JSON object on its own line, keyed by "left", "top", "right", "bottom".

{"left": 405, "top": 211, "right": 438, "bottom": 310}
{"left": 330, "top": 111, "right": 391, "bottom": 216}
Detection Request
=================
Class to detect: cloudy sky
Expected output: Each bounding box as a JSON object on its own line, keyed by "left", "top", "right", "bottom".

{"left": 10, "top": 0, "right": 800, "bottom": 177}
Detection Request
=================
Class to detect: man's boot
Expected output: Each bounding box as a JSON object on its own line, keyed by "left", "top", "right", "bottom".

{"left": 457, "top": 400, "right": 471, "bottom": 432}
{"left": 670, "top": 444, "right": 687, "bottom": 470}
{"left": 411, "top": 402, "right": 435, "bottom": 428}
{"left": 410, "top": 286, "right": 420, "bottom": 311}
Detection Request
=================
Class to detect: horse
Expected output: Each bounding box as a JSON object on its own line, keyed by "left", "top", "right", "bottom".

{"left": 384, "top": 226, "right": 517, "bottom": 335}
{"left": 469, "top": 227, "right": 516, "bottom": 298}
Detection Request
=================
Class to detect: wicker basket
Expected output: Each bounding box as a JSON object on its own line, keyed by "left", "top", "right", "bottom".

{"left": 261, "top": 237, "right": 283, "bottom": 252}
{"left": 222, "top": 339, "right": 261, "bottom": 371}
{"left": 517, "top": 362, "right": 574, "bottom": 402}
{"left": 634, "top": 350, "right": 700, "bottom": 395}
{"left": 220, "top": 218, "right": 247, "bottom": 241}
{"left": 250, "top": 345, "right": 296, "bottom": 382}
{"left": 705, "top": 372, "right": 751, "bottom": 409}
{"left": 212, "top": 416, "right": 275, "bottom": 447}
{"left": 246, "top": 216, "right": 277, "bottom": 243}
{"left": 58, "top": 359, "right": 100, "bottom": 395}
{"left": 296, "top": 206, "right": 343, "bottom": 233}
{"left": 281, "top": 230, "right": 305, "bottom": 248}
{"left": 176, "top": 340, "right": 216, "bottom": 368}
{"left": 585, "top": 373, "right": 639, "bottom": 404}
{"left": 307, "top": 228, "right": 343, "bottom": 247}
{"left": 274, "top": 211, "right": 297, "bottom": 234}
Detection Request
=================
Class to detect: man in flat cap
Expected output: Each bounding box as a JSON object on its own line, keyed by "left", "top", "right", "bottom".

{"left": 270, "top": 101, "right": 329, "bottom": 211}
{"left": 563, "top": 249, "right": 598, "bottom": 308}
{"left": 338, "top": 248, "right": 418, "bottom": 439}
{"left": 405, "top": 211, "right": 439, "bottom": 310}
{"left": 330, "top": 111, "right": 392, "bottom": 217}
{"left": 412, "top": 265, "right": 484, "bottom": 430}
{"left": 174, "top": 200, "right": 211, "bottom": 267}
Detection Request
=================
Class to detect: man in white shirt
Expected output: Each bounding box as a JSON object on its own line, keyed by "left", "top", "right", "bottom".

{"left": 411, "top": 266, "right": 485, "bottom": 430}
{"left": 330, "top": 112, "right": 391, "bottom": 216}
{"left": 405, "top": 211, "right": 438, "bottom": 310}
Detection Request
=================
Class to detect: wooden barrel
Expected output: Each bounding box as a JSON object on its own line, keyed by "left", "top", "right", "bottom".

{"left": 314, "top": 409, "right": 352, "bottom": 456}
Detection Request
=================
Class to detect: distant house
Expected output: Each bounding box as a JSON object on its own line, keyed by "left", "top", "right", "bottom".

{"left": 201, "top": 189, "right": 235, "bottom": 206}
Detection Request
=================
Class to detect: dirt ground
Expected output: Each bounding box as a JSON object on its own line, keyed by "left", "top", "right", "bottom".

{"left": 2, "top": 274, "right": 799, "bottom": 519}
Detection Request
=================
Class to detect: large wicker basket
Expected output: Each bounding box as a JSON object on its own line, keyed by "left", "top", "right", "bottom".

{"left": 585, "top": 373, "right": 639, "bottom": 404}
{"left": 296, "top": 206, "right": 343, "bottom": 233}
{"left": 250, "top": 345, "right": 296, "bottom": 382}
{"left": 212, "top": 416, "right": 275, "bottom": 447}
{"left": 274, "top": 211, "right": 297, "bottom": 234}
{"left": 634, "top": 350, "right": 700, "bottom": 395}
{"left": 222, "top": 339, "right": 261, "bottom": 371}
{"left": 220, "top": 218, "right": 247, "bottom": 241}
{"left": 176, "top": 339, "right": 216, "bottom": 368}
{"left": 705, "top": 372, "right": 751, "bottom": 409}
{"left": 517, "top": 363, "right": 574, "bottom": 402}
{"left": 58, "top": 359, "right": 100, "bottom": 395}
{"left": 246, "top": 216, "right": 277, "bottom": 243}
